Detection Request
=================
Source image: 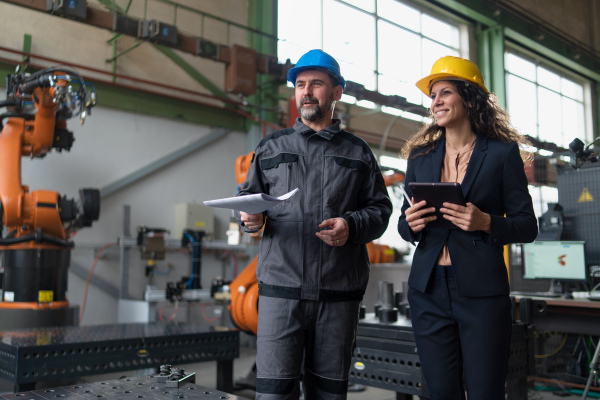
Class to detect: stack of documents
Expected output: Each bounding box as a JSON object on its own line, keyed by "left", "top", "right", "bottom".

{"left": 204, "top": 188, "right": 299, "bottom": 214}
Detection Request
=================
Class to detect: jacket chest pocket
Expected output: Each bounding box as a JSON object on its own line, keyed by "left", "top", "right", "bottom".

{"left": 325, "top": 156, "right": 368, "bottom": 208}
{"left": 260, "top": 153, "right": 300, "bottom": 209}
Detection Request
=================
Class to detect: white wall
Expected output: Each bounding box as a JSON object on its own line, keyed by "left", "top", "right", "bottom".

{"left": 15, "top": 102, "right": 248, "bottom": 325}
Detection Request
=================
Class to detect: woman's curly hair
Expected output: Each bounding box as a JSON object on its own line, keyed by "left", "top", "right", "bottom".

{"left": 401, "top": 80, "right": 532, "bottom": 162}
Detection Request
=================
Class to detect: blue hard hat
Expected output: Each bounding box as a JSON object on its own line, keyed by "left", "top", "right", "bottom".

{"left": 287, "top": 49, "right": 345, "bottom": 89}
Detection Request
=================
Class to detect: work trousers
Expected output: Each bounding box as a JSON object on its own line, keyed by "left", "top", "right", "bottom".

{"left": 408, "top": 265, "right": 512, "bottom": 400}
{"left": 255, "top": 296, "right": 360, "bottom": 400}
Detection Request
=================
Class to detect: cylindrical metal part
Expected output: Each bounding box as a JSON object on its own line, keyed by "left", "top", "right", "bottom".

{"left": 1, "top": 248, "right": 70, "bottom": 302}
{"left": 381, "top": 281, "right": 394, "bottom": 309}
{"left": 377, "top": 281, "right": 384, "bottom": 305}
{"left": 374, "top": 304, "right": 381, "bottom": 318}
{"left": 160, "top": 365, "right": 172, "bottom": 375}
{"left": 379, "top": 307, "right": 398, "bottom": 323}
{"left": 399, "top": 303, "right": 408, "bottom": 316}
{"left": 359, "top": 304, "right": 366, "bottom": 319}
{"left": 395, "top": 290, "right": 403, "bottom": 308}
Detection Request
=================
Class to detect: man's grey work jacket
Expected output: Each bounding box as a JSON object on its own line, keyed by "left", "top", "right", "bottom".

{"left": 236, "top": 118, "right": 392, "bottom": 302}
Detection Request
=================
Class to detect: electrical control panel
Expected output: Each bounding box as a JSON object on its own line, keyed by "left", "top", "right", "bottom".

{"left": 140, "top": 20, "right": 178, "bottom": 46}
{"left": 174, "top": 203, "right": 214, "bottom": 240}
{"left": 46, "top": 0, "right": 87, "bottom": 20}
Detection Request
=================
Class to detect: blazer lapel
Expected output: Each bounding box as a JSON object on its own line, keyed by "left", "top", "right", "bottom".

{"left": 431, "top": 137, "right": 445, "bottom": 182}
{"left": 461, "top": 133, "right": 487, "bottom": 197}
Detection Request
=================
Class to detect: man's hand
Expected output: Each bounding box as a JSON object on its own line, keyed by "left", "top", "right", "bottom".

{"left": 240, "top": 211, "right": 264, "bottom": 231}
{"left": 316, "top": 218, "right": 349, "bottom": 246}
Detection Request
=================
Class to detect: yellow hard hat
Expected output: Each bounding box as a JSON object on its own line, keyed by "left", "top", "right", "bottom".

{"left": 416, "top": 56, "right": 488, "bottom": 96}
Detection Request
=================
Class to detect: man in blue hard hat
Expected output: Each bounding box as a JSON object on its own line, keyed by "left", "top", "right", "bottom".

{"left": 236, "top": 49, "right": 392, "bottom": 400}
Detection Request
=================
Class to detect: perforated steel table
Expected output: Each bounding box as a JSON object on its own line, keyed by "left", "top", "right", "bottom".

{"left": 0, "top": 373, "right": 249, "bottom": 399}
{"left": 0, "top": 322, "right": 239, "bottom": 393}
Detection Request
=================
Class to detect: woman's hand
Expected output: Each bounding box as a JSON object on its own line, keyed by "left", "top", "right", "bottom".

{"left": 440, "top": 202, "right": 491, "bottom": 233}
{"left": 405, "top": 199, "right": 437, "bottom": 233}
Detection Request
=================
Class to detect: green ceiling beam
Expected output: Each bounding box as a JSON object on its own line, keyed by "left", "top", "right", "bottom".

{"left": 95, "top": 0, "right": 125, "bottom": 13}
{"left": 596, "top": 83, "right": 600, "bottom": 140}
{"left": 90, "top": 80, "right": 247, "bottom": 129}
{"left": 504, "top": 28, "right": 600, "bottom": 82}
{"left": 22, "top": 34, "right": 31, "bottom": 65}
{"left": 410, "top": 0, "right": 495, "bottom": 26}
{"left": 412, "top": 0, "right": 600, "bottom": 81}
{"left": 152, "top": 44, "right": 233, "bottom": 104}
{"left": 0, "top": 60, "right": 248, "bottom": 130}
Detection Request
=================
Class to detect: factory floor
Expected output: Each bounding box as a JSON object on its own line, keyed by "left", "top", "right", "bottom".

{"left": 86, "top": 345, "right": 586, "bottom": 400}
{"left": 189, "top": 346, "right": 580, "bottom": 400}
{"left": 0, "top": 344, "right": 585, "bottom": 399}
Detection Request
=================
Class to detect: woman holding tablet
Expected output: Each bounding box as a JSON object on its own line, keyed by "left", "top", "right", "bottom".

{"left": 397, "top": 56, "right": 538, "bottom": 399}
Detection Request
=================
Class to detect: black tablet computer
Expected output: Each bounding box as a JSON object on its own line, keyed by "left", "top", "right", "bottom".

{"left": 408, "top": 182, "right": 466, "bottom": 229}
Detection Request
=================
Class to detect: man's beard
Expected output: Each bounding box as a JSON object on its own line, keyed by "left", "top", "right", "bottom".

{"left": 298, "top": 95, "right": 333, "bottom": 122}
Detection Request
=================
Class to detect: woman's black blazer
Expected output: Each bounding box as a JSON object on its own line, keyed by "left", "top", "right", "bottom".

{"left": 398, "top": 133, "right": 538, "bottom": 297}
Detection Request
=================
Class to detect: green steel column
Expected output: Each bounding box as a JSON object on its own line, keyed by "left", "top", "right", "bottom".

{"left": 247, "top": 0, "right": 280, "bottom": 135}
{"left": 596, "top": 81, "right": 600, "bottom": 140}
{"left": 476, "top": 25, "right": 506, "bottom": 108}
{"left": 22, "top": 34, "right": 32, "bottom": 65}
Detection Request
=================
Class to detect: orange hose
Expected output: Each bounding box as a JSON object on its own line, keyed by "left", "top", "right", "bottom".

{"left": 0, "top": 300, "right": 69, "bottom": 310}
{"left": 229, "top": 256, "right": 258, "bottom": 334}
{"left": 79, "top": 243, "right": 118, "bottom": 324}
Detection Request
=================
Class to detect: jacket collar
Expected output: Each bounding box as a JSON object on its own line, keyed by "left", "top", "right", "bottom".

{"left": 293, "top": 117, "right": 342, "bottom": 140}
{"left": 431, "top": 132, "right": 488, "bottom": 197}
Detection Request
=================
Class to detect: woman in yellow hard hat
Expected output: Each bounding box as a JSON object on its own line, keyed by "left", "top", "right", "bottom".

{"left": 398, "top": 56, "right": 537, "bottom": 399}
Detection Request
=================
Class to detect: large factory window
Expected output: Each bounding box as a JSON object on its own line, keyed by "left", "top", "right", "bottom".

{"left": 505, "top": 51, "right": 591, "bottom": 219}
{"left": 505, "top": 51, "right": 590, "bottom": 149}
{"left": 277, "top": 0, "right": 465, "bottom": 120}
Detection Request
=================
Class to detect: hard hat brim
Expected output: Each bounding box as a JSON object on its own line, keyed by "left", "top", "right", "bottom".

{"left": 287, "top": 66, "right": 346, "bottom": 90}
{"left": 416, "top": 72, "right": 488, "bottom": 97}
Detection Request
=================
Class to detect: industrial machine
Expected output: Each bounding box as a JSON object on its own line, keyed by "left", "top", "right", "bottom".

{"left": 0, "top": 65, "right": 99, "bottom": 328}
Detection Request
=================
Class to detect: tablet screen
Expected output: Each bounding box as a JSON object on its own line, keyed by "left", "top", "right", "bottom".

{"left": 408, "top": 182, "right": 466, "bottom": 229}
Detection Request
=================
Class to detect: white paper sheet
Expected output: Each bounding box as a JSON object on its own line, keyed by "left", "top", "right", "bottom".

{"left": 203, "top": 188, "right": 299, "bottom": 214}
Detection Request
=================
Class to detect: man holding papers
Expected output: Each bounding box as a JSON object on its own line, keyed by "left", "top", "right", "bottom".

{"left": 235, "top": 49, "right": 392, "bottom": 400}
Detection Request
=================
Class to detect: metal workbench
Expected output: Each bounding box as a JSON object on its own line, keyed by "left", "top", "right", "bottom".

{"left": 349, "top": 313, "right": 532, "bottom": 400}
{"left": 0, "top": 322, "right": 239, "bottom": 393}
{"left": 0, "top": 371, "right": 249, "bottom": 399}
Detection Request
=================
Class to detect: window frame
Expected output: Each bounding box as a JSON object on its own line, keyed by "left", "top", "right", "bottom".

{"left": 504, "top": 44, "right": 593, "bottom": 147}
{"left": 277, "top": 0, "right": 470, "bottom": 114}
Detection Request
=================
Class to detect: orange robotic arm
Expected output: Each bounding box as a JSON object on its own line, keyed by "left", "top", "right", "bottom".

{"left": 0, "top": 67, "right": 98, "bottom": 247}
{"left": 0, "top": 66, "right": 98, "bottom": 310}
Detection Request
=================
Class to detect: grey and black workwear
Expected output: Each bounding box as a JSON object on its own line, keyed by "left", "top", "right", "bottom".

{"left": 236, "top": 118, "right": 392, "bottom": 400}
